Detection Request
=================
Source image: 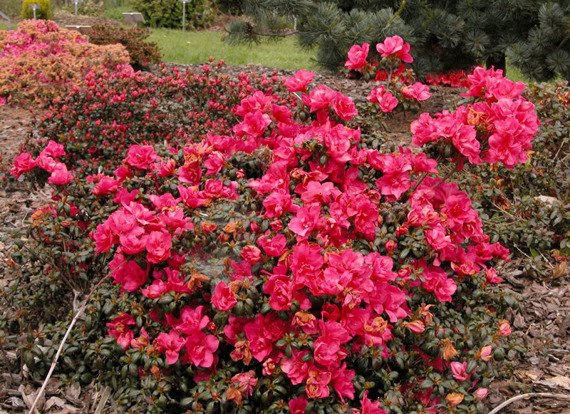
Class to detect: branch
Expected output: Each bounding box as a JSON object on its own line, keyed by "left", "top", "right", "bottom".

{"left": 386, "top": 0, "right": 407, "bottom": 27}
{"left": 488, "top": 393, "right": 570, "bottom": 414}
{"left": 27, "top": 274, "right": 111, "bottom": 414}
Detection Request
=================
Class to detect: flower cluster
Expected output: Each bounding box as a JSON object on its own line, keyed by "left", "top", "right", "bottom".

{"left": 345, "top": 36, "right": 431, "bottom": 114}
{"left": 411, "top": 66, "right": 540, "bottom": 168}
{"left": 0, "top": 20, "right": 131, "bottom": 105}
{"left": 11, "top": 140, "right": 73, "bottom": 185}
{"left": 425, "top": 70, "right": 471, "bottom": 88}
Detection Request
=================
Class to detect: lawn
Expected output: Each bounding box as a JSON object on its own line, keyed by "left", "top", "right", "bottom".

{"left": 147, "top": 28, "right": 319, "bottom": 70}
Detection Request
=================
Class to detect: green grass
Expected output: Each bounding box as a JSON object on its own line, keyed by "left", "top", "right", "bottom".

{"left": 147, "top": 29, "right": 318, "bottom": 71}
{"left": 0, "top": 21, "right": 16, "bottom": 30}
{"left": 506, "top": 59, "right": 530, "bottom": 83}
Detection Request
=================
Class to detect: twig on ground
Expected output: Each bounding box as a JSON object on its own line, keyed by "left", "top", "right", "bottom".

{"left": 488, "top": 392, "right": 570, "bottom": 414}
{"left": 27, "top": 275, "right": 111, "bottom": 414}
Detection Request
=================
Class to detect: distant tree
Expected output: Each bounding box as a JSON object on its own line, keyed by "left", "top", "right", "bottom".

{"left": 507, "top": 2, "right": 570, "bottom": 81}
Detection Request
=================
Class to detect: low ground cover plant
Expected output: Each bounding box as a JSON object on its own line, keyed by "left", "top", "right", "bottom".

{"left": 24, "top": 61, "right": 291, "bottom": 176}
{"left": 0, "top": 20, "right": 131, "bottom": 105}
{"left": 4, "top": 35, "right": 542, "bottom": 411}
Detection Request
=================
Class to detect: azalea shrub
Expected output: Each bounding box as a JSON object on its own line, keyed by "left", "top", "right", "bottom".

{"left": 0, "top": 20, "right": 131, "bottom": 106}
{"left": 21, "top": 61, "right": 291, "bottom": 177}
{"left": 5, "top": 56, "right": 539, "bottom": 413}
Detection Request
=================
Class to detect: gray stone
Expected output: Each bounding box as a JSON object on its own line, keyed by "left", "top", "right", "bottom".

{"left": 122, "top": 12, "right": 145, "bottom": 25}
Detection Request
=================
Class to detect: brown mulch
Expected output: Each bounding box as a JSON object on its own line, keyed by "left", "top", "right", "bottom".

{"left": 0, "top": 65, "right": 568, "bottom": 413}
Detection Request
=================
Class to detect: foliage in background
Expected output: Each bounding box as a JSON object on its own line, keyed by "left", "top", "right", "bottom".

{"left": 0, "top": 20, "right": 131, "bottom": 105}
{"left": 132, "top": 0, "right": 216, "bottom": 29}
{"left": 89, "top": 22, "right": 161, "bottom": 70}
{"left": 227, "top": 0, "right": 569, "bottom": 81}
{"left": 21, "top": 0, "right": 52, "bottom": 19}
{"left": 507, "top": 2, "right": 570, "bottom": 82}
{"left": 214, "top": 0, "right": 243, "bottom": 14}
{"left": 0, "top": 0, "right": 21, "bottom": 18}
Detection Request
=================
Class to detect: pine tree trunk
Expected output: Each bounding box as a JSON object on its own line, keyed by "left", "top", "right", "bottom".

{"left": 486, "top": 53, "right": 506, "bottom": 74}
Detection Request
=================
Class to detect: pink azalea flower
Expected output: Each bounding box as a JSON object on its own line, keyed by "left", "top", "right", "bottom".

{"left": 305, "top": 366, "right": 332, "bottom": 399}
{"left": 479, "top": 345, "right": 493, "bottom": 362}
{"left": 262, "top": 189, "right": 295, "bottom": 218}
{"left": 288, "top": 204, "right": 322, "bottom": 239}
{"left": 154, "top": 331, "right": 185, "bottom": 365}
{"left": 474, "top": 388, "right": 489, "bottom": 400}
{"left": 241, "top": 245, "right": 262, "bottom": 264}
{"left": 257, "top": 233, "right": 288, "bottom": 257}
{"left": 376, "top": 35, "right": 413, "bottom": 63}
{"left": 110, "top": 255, "right": 148, "bottom": 292}
{"left": 106, "top": 313, "right": 136, "bottom": 350}
{"left": 284, "top": 69, "right": 315, "bottom": 93}
{"left": 263, "top": 272, "right": 294, "bottom": 311}
{"left": 345, "top": 43, "right": 370, "bottom": 71}
{"left": 125, "top": 144, "right": 157, "bottom": 169}
{"left": 302, "top": 84, "right": 337, "bottom": 112}
{"left": 184, "top": 330, "right": 219, "bottom": 368}
{"left": 92, "top": 222, "right": 117, "bottom": 253}
{"left": 331, "top": 363, "right": 355, "bottom": 402}
{"left": 401, "top": 82, "right": 431, "bottom": 101}
{"left": 40, "top": 140, "right": 66, "bottom": 158}
{"left": 10, "top": 152, "right": 37, "bottom": 177}
{"left": 92, "top": 175, "right": 120, "bottom": 196}
{"left": 233, "top": 110, "right": 272, "bottom": 138}
{"left": 288, "top": 396, "right": 309, "bottom": 414}
{"left": 231, "top": 370, "right": 258, "bottom": 396}
{"left": 212, "top": 281, "right": 237, "bottom": 311}
{"left": 421, "top": 263, "right": 457, "bottom": 303}
{"left": 332, "top": 92, "right": 358, "bottom": 121}
{"left": 499, "top": 320, "right": 512, "bottom": 336}
{"left": 367, "top": 86, "right": 398, "bottom": 112}
{"left": 146, "top": 231, "right": 172, "bottom": 263}
{"left": 48, "top": 166, "right": 73, "bottom": 185}
{"left": 281, "top": 349, "right": 310, "bottom": 385}
{"left": 360, "top": 390, "right": 387, "bottom": 414}
{"left": 450, "top": 361, "right": 469, "bottom": 381}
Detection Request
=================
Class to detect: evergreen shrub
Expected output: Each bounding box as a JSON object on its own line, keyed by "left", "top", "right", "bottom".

{"left": 132, "top": 0, "right": 216, "bottom": 29}
{"left": 21, "top": 0, "right": 51, "bottom": 19}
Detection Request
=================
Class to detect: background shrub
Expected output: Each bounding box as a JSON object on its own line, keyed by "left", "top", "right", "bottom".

{"left": 21, "top": 0, "right": 52, "bottom": 19}
{"left": 88, "top": 22, "right": 162, "bottom": 70}
{"left": 0, "top": 20, "right": 131, "bottom": 105}
{"left": 507, "top": 3, "right": 570, "bottom": 82}
{"left": 0, "top": 0, "right": 21, "bottom": 18}
{"left": 132, "top": 0, "right": 216, "bottom": 29}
